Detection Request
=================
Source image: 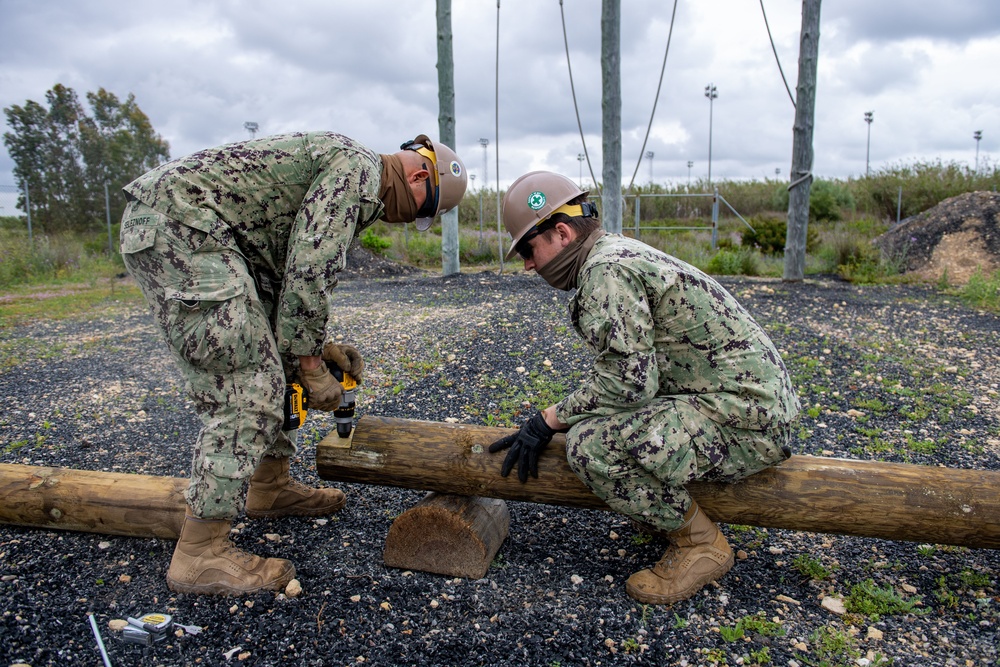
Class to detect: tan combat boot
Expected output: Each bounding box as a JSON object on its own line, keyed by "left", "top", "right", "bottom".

{"left": 166, "top": 509, "right": 295, "bottom": 595}
{"left": 246, "top": 455, "right": 346, "bottom": 518}
{"left": 625, "top": 502, "right": 734, "bottom": 605}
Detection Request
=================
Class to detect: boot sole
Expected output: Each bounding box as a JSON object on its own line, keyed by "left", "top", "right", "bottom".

{"left": 245, "top": 496, "right": 346, "bottom": 519}
{"left": 166, "top": 566, "right": 296, "bottom": 596}
{"left": 625, "top": 554, "right": 735, "bottom": 605}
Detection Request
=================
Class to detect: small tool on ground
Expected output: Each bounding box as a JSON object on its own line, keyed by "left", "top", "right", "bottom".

{"left": 88, "top": 613, "right": 113, "bottom": 667}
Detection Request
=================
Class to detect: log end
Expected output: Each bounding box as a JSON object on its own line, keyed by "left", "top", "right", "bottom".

{"left": 383, "top": 493, "right": 510, "bottom": 579}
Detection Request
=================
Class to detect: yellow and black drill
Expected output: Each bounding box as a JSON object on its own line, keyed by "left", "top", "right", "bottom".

{"left": 283, "top": 363, "right": 357, "bottom": 437}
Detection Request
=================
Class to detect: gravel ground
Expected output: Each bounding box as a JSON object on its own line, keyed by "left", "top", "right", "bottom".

{"left": 1, "top": 267, "right": 998, "bottom": 667}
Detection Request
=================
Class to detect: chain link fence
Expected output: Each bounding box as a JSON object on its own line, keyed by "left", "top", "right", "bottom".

{"left": 0, "top": 184, "right": 26, "bottom": 218}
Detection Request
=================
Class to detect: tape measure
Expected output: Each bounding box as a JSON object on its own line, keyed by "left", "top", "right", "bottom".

{"left": 124, "top": 613, "right": 173, "bottom": 645}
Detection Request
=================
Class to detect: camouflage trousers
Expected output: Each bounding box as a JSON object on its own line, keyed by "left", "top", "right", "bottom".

{"left": 565, "top": 398, "right": 791, "bottom": 533}
{"left": 120, "top": 201, "right": 296, "bottom": 520}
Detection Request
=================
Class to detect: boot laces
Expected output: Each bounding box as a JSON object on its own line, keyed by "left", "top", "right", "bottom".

{"left": 287, "top": 478, "right": 314, "bottom": 495}
{"left": 656, "top": 543, "right": 683, "bottom": 570}
{"left": 221, "top": 541, "right": 256, "bottom": 567}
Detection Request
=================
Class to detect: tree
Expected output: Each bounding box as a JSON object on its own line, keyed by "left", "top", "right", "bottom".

{"left": 3, "top": 84, "right": 169, "bottom": 233}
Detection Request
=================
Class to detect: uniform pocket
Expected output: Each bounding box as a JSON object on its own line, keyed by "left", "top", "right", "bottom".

{"left": 120, "top": 203, "right": 164, "bottom": 254}
{"left": 120, "top": 226, "right": 157, "bottom": 254}
{"left": 165, "top": 277, "right": 253, "bottom": 373}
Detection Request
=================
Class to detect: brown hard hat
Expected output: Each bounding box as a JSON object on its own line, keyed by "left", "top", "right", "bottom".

{"left": 501, "top": 171, "right": 587, "bottom": 260}
{"left": 403, "top": 135, "right": 468, "bottom": 231}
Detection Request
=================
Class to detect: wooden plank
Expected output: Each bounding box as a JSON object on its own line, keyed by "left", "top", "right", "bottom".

{"left": 0, "top": 463, "right": 186, "bottom": 539}
{"left": 317, "top": 416, "right": 1000, "bottom": 549}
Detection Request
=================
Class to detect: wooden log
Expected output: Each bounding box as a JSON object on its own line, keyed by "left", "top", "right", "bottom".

{"left": 317, "top": 416, "right": 1000, "bottom": 550}
{"left": 383, "top": 493, "right": 510, "bottom": 579}
{"left": 0, "top": 463, "right": 186, "bottom": 539}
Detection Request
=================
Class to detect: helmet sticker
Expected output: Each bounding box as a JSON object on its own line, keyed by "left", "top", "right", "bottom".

{"left": 527, "top": 191, "right": 546, "bottom": 210}
{"left": 450, "top": 160, "right": 462, "bottom": 177}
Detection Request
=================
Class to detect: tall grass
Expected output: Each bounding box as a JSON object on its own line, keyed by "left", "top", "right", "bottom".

{"left": 4, "top": 158, "right": 999, "bottom": 311}
{"left": 958, "top": 268, "right": 1000, "bottom": 311}
{"left": 0, "top": 222, "right": 124, "bottom": 288}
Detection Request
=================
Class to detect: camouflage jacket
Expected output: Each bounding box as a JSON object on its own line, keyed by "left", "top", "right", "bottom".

{"left": 123, "top": 132, "right": 384, "bottom": 357}
{"left": 555, "top": 235, "right": 800, "bottom": 431}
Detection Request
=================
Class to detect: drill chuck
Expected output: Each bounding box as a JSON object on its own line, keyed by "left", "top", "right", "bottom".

{"left": 331, "top": 367, "right": 357, "bottom": 438}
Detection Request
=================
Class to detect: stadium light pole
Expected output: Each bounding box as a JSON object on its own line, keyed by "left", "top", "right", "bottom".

{"left": 864, "top": 111, "right": 874, "bottom": 177}
{"left": 479, "top": 138, "right": 489, "bottom": 191}
{"left": 974, "top": 130, "right": 983, "bottom": 173}
{"left": 577, "top": 153, "right": 585, "bottom": 187}
{"left": 244, "top": 121, "right": 259, "bottom": 139}
{"left": 704, "top": 84, "right": 717, "bottom": 188}
{"left": 687, "top": 160, "right": 693, "bottom": 188}
{"left": 645, "top": 151, "right": 654, "bottom": 185}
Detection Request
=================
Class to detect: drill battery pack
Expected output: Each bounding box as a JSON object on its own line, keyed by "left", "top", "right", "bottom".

{"left": 283, "top": 382, "right": 307, "bottom": 431}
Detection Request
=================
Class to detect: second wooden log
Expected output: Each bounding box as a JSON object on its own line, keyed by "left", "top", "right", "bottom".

{"left": 317, "top": 416, "right": 1000, "bottom": 549}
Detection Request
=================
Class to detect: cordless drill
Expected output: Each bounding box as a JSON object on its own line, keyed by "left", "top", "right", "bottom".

{"left": 283, "top": 363, "right": 357, "bottom": 437}
{"left": 330, "top": 366, "right": 357, "bottom": 438}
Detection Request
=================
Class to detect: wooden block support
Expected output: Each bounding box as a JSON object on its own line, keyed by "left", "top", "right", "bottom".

{"left": 0, "top": 463, "right": 187, "bottom": 539}
{"left": 383, "top": 492, "right": 510, "bottom": 579}
{"left": 317, "top": 416, "right": 1000, "bottom": 550}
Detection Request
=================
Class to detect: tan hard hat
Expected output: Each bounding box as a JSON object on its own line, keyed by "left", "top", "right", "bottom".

{"left": 403, "top": 135, "right": 468, "bottom": 231}
{"left": 501, "top": 171, "right": 587, "bottom": 260}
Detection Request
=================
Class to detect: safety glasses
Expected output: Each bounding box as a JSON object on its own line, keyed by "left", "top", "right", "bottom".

{"left": 515, "top": 219, "right": 556, "bottom": 261}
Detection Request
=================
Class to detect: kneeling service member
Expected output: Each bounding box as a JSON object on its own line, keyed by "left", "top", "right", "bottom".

{"left": 489, "top": 171, "right": 799, "bottom": 605}
{"left": 120, "top": 132, "right": 467, "bottom": 595}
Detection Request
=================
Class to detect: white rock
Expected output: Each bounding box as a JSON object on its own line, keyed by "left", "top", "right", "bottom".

{"left": 821, "top": 596, "right": 847, "bottom": 615}
{"left": 285, "top": 579, "right": 302, "bottom": 598}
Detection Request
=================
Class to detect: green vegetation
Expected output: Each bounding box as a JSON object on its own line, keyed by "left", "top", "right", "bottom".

{"left": 845, "top": 578, "right": 924, "bottom": 620}
{"left": 792, "top": 554, "right": 835, "bottom": 581}
{"left": 5, "top": 159, "right": 1000, "bottom": 314}
{"left": 359, "top": 227, "right": 391, "bottom": 255}
{"left": 802, "top": 625, "right": 860, "bottom": 667}
{"left": 957, "top": 268, "right": 1000, "bottom": 310}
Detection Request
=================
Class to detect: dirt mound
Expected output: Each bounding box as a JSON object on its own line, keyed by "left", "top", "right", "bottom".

{"left": 873, "top": 191, "right": 1000, "bottom": 283}
{"left": 342, "top": 239, "right": 424, "bottom": 279}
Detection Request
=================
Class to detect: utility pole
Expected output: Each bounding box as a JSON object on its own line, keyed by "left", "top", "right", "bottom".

{"left": 864, "top": 111, "right": 873, "bottom": 177}
{"left": 244, "top": 122, "right": 258, "bottom": 139}
{"left": 705, "top": 84, "right": 718, "bottom": 187}
{"left": 645, "top": 151, "right": 654, "bottom": 185}
{"left": 974, "top": 130, "right": 983, "bottom": 173}
{"left": 783, "top": 0, "right": 821, "bottom": 282}
{"left": 437, "top": 0, "right": 459, "bottom": 275}
{"left": 687, "top": 160, "right": 693, "bottom": 189}
{"left": 577, "top": 153, "right": 585, "bottom": 188}
{"left": 601, "top": 0, "right": 622, "bottom": 233}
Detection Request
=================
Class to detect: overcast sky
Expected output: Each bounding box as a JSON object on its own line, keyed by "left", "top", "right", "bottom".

{"left": 1, "top": 0, "right": 998, "bottom": 193}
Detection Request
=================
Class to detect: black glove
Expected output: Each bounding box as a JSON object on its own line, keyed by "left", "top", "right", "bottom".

{"left": 488, "top": 411, "right": 557, "bottom": 483}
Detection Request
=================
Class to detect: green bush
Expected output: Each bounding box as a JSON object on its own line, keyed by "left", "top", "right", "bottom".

{"left": 706, "top": 247, "right": 759, "bottom": 276}
{"left": 959, "top": 268, "right": 1000, "bottom": 311}
{"left": 769, "top": 178, "right": 856, "bottom": 223}
{"left": 359, "top": 228, "right": 391, "bottom": 255}
{"left": 741, "top": 216, "right": 818, "bottom": 255}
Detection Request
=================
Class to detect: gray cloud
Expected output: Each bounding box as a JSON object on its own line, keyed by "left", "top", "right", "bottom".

{"left": 0, "top": 0, "right": 996, "bottom": 193}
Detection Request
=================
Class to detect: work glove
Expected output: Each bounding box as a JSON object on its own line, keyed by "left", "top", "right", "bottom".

{"left": 488, "top": 411, "right": 557, "bottom": 483}
{"left": 323, "top": 342, "right": 365, "bottom": 383}
{"left": 299, "top": 363, "right": 343, "bottom": 411}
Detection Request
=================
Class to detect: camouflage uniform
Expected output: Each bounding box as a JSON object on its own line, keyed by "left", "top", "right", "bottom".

{"left": 119, "top": 132, "right": 384, "bottom": 519}
{"left": 557, "top": 235, "right": 800, "bottom": 532}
